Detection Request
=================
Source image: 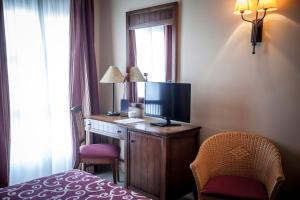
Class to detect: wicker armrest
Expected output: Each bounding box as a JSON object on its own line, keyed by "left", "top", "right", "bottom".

{"left": 190, "top": 138, "right": 217, "bottom": 193}
{"left": 190, "top": 157, "right": 209, "bottom": 192}
{"left": 259, "top": 151, "right": 285, "bottom": 199}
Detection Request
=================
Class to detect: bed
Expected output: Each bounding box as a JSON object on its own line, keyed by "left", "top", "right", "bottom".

{"left": 0, "top": 169, "right": 151, "bottom": 200}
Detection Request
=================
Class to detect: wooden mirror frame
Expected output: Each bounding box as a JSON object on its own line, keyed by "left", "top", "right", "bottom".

{"left": 126, "top": 2, "right": 178, "bottom": 82}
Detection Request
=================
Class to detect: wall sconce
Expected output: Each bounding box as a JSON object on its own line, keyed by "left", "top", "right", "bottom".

{"left": 234, "top": 0, "right": 278, "bottom": 54}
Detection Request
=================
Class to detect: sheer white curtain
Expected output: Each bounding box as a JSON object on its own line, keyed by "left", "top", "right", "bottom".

{"left": 3, "top": 0, "right": 72, "bottom": 185}
{"left": 135, "top": 25, "right": 166, "bottom": 98}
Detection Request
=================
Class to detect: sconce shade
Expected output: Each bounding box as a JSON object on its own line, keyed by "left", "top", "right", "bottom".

{"left": 234, "top": 0, "right": 278, "bottom": 54}
{"left": 129, "top": 67, "right": 146, "bottom": 82}
{"left": 257, "top": 0, "right": 278, "bottom": 11}
{"left": 234, "top": 0, "right": 253, "bottom": 15}
{"left": 99, "top": 66, "right": 125, "bottom": 83}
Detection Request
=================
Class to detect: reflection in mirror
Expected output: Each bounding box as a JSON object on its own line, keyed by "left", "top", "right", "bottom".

{"left": 126, "top": 2, "right": 178, "bottom": 103}
{"left": 136, "top": 25, "right": 166, "bottom": 82}
{"left": 135, "top": 25, "right": 167, "bottom": 99}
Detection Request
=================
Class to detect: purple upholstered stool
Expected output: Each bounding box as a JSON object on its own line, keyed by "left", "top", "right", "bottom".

{"left": 80, "top": 144, "right": 120, "bottom": 159}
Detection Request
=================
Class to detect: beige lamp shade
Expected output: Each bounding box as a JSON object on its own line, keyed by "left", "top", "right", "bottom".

{"left": 257, "top": 0, "right": 278, "bottom": 11}
{"left": 234, "top": 0, "right": 253, "bottom": 14}
{"left": 99, "top": 66, "right": 125, "bottom": 83}
{"left": 129, "top": 67, "right": 146, "bottom": 82}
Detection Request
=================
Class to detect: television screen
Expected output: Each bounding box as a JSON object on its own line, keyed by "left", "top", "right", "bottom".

{"left": 144, "top": 82, "right": 191, "bottom": 126}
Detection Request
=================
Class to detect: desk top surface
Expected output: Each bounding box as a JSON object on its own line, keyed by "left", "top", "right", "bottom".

{"left": 85, "top": 115, "right": 200, "bottom": 137}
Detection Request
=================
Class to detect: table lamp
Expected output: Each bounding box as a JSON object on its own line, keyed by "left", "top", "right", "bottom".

{"left": 120, "top": 67, "right": 146, "bottom": 116}
{"left": 130, "top": 66, "right": 146, "bottom": 102}
{"left": 100, "top": 66, "right": 125, "bottom": 116}
{"left": 129, "top": 67, "right": 146, "bottom": 82}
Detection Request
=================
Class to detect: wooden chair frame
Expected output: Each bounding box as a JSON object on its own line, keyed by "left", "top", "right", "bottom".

{"left": 71, "top": 106, "right": 119, "bottom": 183}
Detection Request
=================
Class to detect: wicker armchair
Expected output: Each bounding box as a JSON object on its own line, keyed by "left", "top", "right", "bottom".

{"left": 190, "top": 132, "right": 285, "bottom": 200}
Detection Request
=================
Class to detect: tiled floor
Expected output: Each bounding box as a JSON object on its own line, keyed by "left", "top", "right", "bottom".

{"left": 96, "top": 170, "right": 194, "bottom": 200}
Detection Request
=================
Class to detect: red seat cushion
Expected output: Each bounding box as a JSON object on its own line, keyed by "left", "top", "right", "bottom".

{"left": 80, "top": 144, "right": 120, "bottom": 159}
{"left": 201, "top": 175, "right": 268, "bottom": 200}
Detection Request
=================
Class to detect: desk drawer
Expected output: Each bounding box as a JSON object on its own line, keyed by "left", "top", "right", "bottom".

{"left": 85, "top": 119, "right": 127, "bottom": 139}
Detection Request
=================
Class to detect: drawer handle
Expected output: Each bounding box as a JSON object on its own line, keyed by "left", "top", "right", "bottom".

{"left": 131, "top": 140, "right": 135, "bottom": 143}
{"left": 85, "top": 123, "right": 91, "bottom": 131}
{"left": 117, "top": 130, "right": 122, "bottom": 133}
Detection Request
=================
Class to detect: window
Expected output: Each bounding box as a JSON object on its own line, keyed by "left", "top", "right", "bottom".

{"left": 3, "top": 0, "right": 72, "bottom": 185}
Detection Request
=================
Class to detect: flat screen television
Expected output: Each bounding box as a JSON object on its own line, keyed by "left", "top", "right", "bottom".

{"left": 144, "top": 82, "right": 191, "bottom": 127}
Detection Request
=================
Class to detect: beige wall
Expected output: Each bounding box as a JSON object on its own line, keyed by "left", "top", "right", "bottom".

{"left": 94, "top": 0, "right": 114, "bottom": 114}
{"left": 94, "top": 0, "right": 300, "bottom": 196}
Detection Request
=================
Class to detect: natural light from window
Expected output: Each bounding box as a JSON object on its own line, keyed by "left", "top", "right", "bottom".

{"left": 4, "top": 0, "right": 72, "bottom": 185}
{"left": 135, "top": 25, "right": 166, "bottom": 99}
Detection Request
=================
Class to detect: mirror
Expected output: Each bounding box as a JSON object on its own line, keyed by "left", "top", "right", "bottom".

{"left": 126, "top": 2, "right": 178, "bottom": 101}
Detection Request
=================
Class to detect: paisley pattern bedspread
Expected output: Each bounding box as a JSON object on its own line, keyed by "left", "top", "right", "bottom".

{"left": 0, "top": 169, "right": 151, "bottom": 200}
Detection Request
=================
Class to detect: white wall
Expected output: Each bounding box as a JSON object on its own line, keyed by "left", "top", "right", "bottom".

{"left": 94, "top": 0, "right": 300, "bottom": 196}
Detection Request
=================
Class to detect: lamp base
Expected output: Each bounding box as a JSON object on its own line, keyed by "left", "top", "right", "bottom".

{"left": 106, "top": 111, "right": 120, "bottom": 116}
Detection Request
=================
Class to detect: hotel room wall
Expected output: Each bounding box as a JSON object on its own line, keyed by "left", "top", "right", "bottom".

{"left": 94, "top": 0, "right": 300, "bottom": 196}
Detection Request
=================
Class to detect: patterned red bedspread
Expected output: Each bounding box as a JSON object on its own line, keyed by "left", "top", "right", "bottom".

{"left": 0, "top": 169, "right": 151, "bottom": 200}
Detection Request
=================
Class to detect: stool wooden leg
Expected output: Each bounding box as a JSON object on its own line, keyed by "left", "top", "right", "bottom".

{"left": 115, "top": 159, "right": 120, "bottom": 182}
{"left": 112, "top": 162, "right": 117, "bottom": 184}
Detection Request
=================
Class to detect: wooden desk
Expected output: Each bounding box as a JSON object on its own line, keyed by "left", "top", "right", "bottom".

{"left": 84, "top": 115, "right": 200, "bottom": 200}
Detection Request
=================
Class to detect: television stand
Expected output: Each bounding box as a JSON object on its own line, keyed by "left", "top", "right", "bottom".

{"left": 150, "top": 118, "right": 181, "bottom": 127}
{"left": 84, "top": 114, "right": 200, "bottom": 200}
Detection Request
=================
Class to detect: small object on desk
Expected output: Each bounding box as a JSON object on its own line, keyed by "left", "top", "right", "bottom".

{"left": 128, "top": 103, "right": 143, "bottom": 118}
{"left": 128, "top": 110, "right": 137, "bottom": 118}
{"left": 150, "top": 118, "right": 181, "bottom": 127}
{"left": 114, "top": 118, "right": 145, "bottom": 124}
{"left": 120, "top": 99, "right": 129, "bottom": 117}
{"left": 106, "top": 111, "right": 120, "bottom": 116}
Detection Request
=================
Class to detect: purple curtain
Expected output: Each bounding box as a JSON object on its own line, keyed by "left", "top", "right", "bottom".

{"left": 69, "top": 0, "right": 100, "bottom": 167}
{"left": 127, "top": 30, "right": 137, "bottom": 103}
{"left": 165, "top": 25, "right": 172, "bottom": 81}
{"left": 0, "top": 0, "right": 10, "bottom": 188}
